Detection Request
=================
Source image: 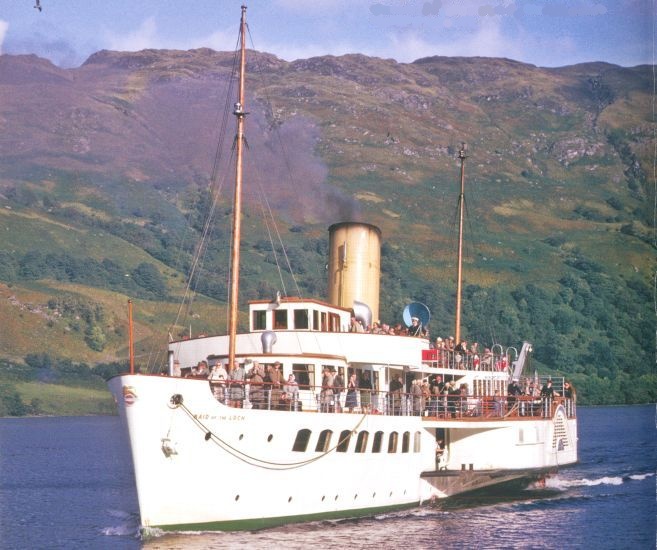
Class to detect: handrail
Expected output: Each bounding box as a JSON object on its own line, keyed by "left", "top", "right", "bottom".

{"left": 202, "top": 379, "right": 576, "bottom": 420}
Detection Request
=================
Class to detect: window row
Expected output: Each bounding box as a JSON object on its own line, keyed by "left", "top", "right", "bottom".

{"left": 253, "top": 308, "right": 342, "bottom": 332}
{"left": 292, "top": 429, "right": 422, "bottom": 454}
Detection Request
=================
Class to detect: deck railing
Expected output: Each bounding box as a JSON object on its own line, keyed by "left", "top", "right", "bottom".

{"left": 207, "top": 380, "right": 576, "bottom": 420}
{"left": 421, "top": 349, "right": 509, "bottom": 372}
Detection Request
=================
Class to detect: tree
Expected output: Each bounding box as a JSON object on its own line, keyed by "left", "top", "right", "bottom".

{"left": 131, "top": 262, "right": 167, "bottom": 298}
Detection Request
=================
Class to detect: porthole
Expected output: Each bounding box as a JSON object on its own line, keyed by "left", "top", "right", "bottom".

{"left": 354, "top": 494, "right": 358, "bottom": 500}
{"left": 334, "top": 495, "right": 339, "bottom": 501}
{"left": 288, "top": 496, "right": 293, "bottom": 503}
{"left": 389, "top": 491, "right": 393, "bottom": 497}
{"left": 267, "top": 434, "right": 273, "bottom": 442}
{"left": 321, "top": 495, "right": 326, "bottom": 501}
{"left": 235, "top": 495, "right": 240, "bottom": 501}
{"left": 239, "top": 434, "right": 244, "bottom": 440}
{"left": 372, "top": 492, "right": 376, "bottom": 498}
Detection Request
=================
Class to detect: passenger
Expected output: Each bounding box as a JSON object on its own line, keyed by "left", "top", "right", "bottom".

{"left": 320, "top": 367, "right": 334, "bottom": 412}
{"left": 447, "top": 381, "right": 461, "bottom": 417}
{"left": 196, "top": 360, "right": 209, "bottom": 377}
{"left": 411, "top": 379, "right": 423, "bottom": 415}
{"left": 470, "top": 342, "right": 480, "bottom": 370}
{"left": 359, "top": 370, "right": 373, "bottom": 413}
{"left": 507, "top": 379, "right": 521, "bottom": 411}
{"left": 371, "top": 320, "right": 383, "bottom": 334}
{"left": 345, "top": 373, "right": 358, "bottom": 412}
{"left": 409, "top": 316, "right": 425, "bottom": 337}
{"left": 454, "top": 340, "right": 468, "bottom": 369}
{"left": 270, "top": 361, "right": 284, "bottom": 410}
{"left": 540, "top": 379, "right": 554, "bottom": 399}
{"left": 227, "top": 361, "right": 245, "bottom": 408}
{"left": 421, "top": 379, "right": 431, "bottom": 415}
{"left": 283, "top": 373, "right": 299, "bottom": 411}
{"left": 172, "top": 360, "right": 181, "bottom": 377}
{"left": 349, "top": 316, "right": 365, "bottom": 333}
{"left": 389, "top": 375, "right": 404, "bottom": 415}
{"left": 208, "top": 362, "right": 228, "bottom": 402}
{"left": 263, "top": 364, "right": 273, "bottom": 408}
{"left": 481, "top": 348, "right": 493, "bottom": 369}
{"left": 564, "top": 380, "right": 575, "bottom": 399}
{"left": 247, "top": 361, "right": 265, "bottom": 409}
{"left": 333, "top": 369, "right": 344, "bottom": 413}
{"left": 564, "top": 380, "right": 576, "bottom": 416}
{"left": 493, "top": 390, "right": 503, "bottom": 416}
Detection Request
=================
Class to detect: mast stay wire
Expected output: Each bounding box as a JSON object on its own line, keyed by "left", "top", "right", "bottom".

{"left": 145, "top": 36, "right": 242, "bottom": 373}
{"left": 245, "top": 22, "right": 303, "bottom": 298}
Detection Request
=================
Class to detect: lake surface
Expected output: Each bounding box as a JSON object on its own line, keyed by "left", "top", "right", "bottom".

{"left": 0, "top": 405, "right": 655, "bottom": 549}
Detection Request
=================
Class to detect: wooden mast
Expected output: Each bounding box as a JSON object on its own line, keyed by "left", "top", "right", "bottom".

{"left": 228, "top": 5, "right": 248, "bottom": 369}
{"left": 455, "top": 143, "right": 466, "bottom": 344}
{"left": 128, "top": 299, "right": 135, "bottom": 375}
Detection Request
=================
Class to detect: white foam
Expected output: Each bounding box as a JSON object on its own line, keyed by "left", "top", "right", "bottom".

{"left": 545, "top": 475, "right": 624, "bottom": 489}
{"left": 628, "top": 472, "right": 655, "bottom": 481}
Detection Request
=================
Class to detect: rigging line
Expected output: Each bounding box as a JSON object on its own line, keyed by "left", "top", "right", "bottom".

{"left": 183, "top": 76, "right": 239, "bottom": 318}
{"left": 172, "top": 76, "right": 240, "bottom": 337}
{"left": 158, "top": 64, "right": 239, "bottom": 360}
{"left": 245, "top": 28, "right": 303, "bottom": 298}
{"left": 255, "top": 185, "right": 288, "bottom": 296}
{"left": 176, "top": 400, "right": 368, "bottom": 470}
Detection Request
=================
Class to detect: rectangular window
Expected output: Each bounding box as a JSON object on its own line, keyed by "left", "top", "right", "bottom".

{"left": 273, "top": 310, "right": 288, "bottom": 329}
{"left": 402, "top": 431, "right": 410, "bottom": 453}
{"left": 292, "top": 429, "right": 311, "bottom": 452}
{"left": 372, "top": 431, "right": 383, "bottom": 453}
{"left": 294, "top": 309, "right": 309, "bottom": 330}
{"left": 292, "top": 364, "right": 315, "bottom": 390}
{"left": 312, "top": 310, "right": 319, "bottom": 331}
{"left": 329, "top": 313, "right": 340, "bottom": 332}
{"left": 355, "top": 431, "right": 369, "bottom": 453}
{"left": 252, "top": 310, "right": 266, "bottom": 331}
{"left": 414, "top": 431, "right": 421, "bottom": 453}
{"left": 388, "top": 432, "right": 398, "bottom": 453}
{"left": 337, "top": 429, "right": 351, "bottom": 452}
{"left": 321, "top": 312, "right": 327, "bottom": 331}
{"left": 316, "top": 429, "right": 332, "bottom": 452}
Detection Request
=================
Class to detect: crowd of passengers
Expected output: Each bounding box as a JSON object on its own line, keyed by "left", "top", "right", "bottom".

{"left": 178, "top": 358, "right": 575, "bottom": 417}
{"left": 351, "top": 316, "right": 502, "bottom": 371}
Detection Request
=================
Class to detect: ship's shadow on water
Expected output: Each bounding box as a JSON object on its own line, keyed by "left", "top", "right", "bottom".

{"left": 431, "top": 485, "right": 563, "bottom": 511}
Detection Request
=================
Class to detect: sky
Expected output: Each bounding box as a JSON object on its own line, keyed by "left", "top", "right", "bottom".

{"left": 0, "top": 0, "right": 654, "bottom": 69}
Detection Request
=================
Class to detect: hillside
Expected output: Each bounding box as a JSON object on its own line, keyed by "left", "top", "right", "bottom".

{"left": 0, "top": 49, "right": 654, "bottom": 410}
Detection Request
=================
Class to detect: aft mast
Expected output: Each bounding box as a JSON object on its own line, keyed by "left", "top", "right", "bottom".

{"left": 228, "top": 5, "right": 248, "bottom": 368}
{"left": 454, "top": 143, "right": 466, "bottom": 344}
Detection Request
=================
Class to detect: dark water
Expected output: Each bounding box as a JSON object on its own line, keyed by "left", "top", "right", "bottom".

{"left": 1, "top": 405, "right": 655, "bottom": 549}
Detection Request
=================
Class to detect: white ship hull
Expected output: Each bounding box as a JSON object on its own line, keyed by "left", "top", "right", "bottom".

{"left": 109, "top": 370, "right": 577, "bottom": 531}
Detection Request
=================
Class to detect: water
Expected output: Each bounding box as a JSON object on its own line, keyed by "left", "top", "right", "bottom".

{"left": 1, "top": 405, "right": 654, "bottom": 549}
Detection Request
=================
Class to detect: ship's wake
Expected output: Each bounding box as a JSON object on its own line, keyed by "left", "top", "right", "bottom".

{"left": 100, "top": 509, "right": 141, "bottom": 538}
{"left": 545, "top": 471, "right": 654, "bottom": 490}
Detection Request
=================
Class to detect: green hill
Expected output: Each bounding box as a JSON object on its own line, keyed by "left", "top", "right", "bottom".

{"left": 0, "top": 50, "right": 653, "bottom": 413}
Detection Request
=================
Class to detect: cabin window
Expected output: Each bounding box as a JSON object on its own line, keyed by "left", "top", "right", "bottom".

{"left": 292, "top": 429, "right": 311, "bottom": 452}
{"left": 312, "top": 310, "right": 319, "bottom": 331}
{"left": 414, "top": 431, "right": 421, "bottom": 453}
{"left": 355, "top": 431, "right": 369, "bottom": 453}
{"left": 274, "top": 310, "right": 288, "bottom": 329}
{"left": 388, "top": 432, "right": 398, "bottom": 453}
{"left": 402, "top": 431, "right": 410, "bottom": 453}
{"left": 321, "top": 312, "right": 327, "bottom": 331}
{"left": 372, "top": 431, "right": 383, "bottom": 453}
{"left": 316, "top": 429, "right": 332, "bottom": 452}
{"left": 252, "top": 310, "right": 266, "bottom": 331}
{"left": 329, "top": 313, "right": 340, "bottom": 332}
{"left": 294, "top": 309, "right": 309, "bottom": 330}
{"left": 337, "top": 429, "right": 352, "bottom": 452}
{"left": 292, "top": 364, "right": 315, "bottom": 390}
